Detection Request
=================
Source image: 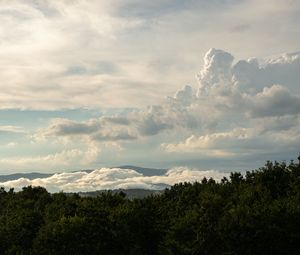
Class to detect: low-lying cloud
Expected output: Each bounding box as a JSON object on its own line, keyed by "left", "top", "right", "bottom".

{"left": 0, "top": 167, "right": 228, "bottom": 193}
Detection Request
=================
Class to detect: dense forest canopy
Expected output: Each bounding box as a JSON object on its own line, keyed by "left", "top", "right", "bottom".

{"left": 1, "top": 158, "right": 300, "bottom": 254}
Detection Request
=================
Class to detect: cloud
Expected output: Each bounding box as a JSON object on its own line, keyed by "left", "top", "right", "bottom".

{"left": 195, "top": 49, "right": 300, "bottom": 118}
{"left": 36, "top": 86, "right": 199, "bottom": 142}
{"left": 161, "top": 128, "right": 260, "bottom": 155}
{"left": 159, "top": 48, "right": 300, "bottom": 155}
{"left": 6, "top": 142, "right": 17, "bottom": 148}
{"left": 43, "top": 118, "right": 100, "bottom": 136}
{"left": 0, "top": 125, "right": 25, "bottom": 134}
{"left": 32, "top": 47, "right": 300, "bottom": 162}
{"left": 232, "top": 51, "right": 300, "bottom": 93}
{"left": 197, "top": 48, "right": 234, "bottom": 95}
{"left": 0, "top": 0, "right": 299, "bottom": 173}
{"left": 0, "top": 167, "right": 228, "bottom": 192}
{"left": 114, "top": 0, "right": 240, "bottom": 19}
{"left": 0, "top": 147, "right": 101, "bottom": 171}
{"left": 0, "top": 45, "right": 299, "bottom": 172}
{"left": 245, "top": 85, "right": 300, "bottom": 117}
{"left": 0, "top": 0, "right": 299, "bottom": 110}
{"left": 173, "top": 85, "right": 193, "bottom": 106}
{"left": 36, "top": 117, "right": 138, "bottom": 143}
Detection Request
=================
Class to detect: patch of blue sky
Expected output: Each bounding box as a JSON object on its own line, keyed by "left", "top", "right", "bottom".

{"left": 65, "top": 61, "right": 118, "bottom": 76}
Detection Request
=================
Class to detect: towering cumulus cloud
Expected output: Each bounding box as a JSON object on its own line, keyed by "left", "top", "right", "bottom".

{"left": 162, "top": 49, "right": 300, "bottom": 156}
{"left": 197, "top": 48, "right": 234, "bottom": 95}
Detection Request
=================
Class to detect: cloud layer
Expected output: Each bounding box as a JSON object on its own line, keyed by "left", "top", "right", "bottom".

{"left": 0, "top": 0, "right": 299, "bottom": 110}
{"left": 32, "top": 48, "right": 300, "bottom": 164}
{"left": 0, "top": 46, "right": 298, "bottom": 173}
{"left": 0, "top": 167, "right": 228, "bottom": 193}
{"left": 0, "top": 0, "right": 300, "bottom": 172}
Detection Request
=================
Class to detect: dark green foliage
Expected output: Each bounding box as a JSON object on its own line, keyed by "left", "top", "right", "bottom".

{"left": 1, "top": 158, "right": 300, "bottom": 254}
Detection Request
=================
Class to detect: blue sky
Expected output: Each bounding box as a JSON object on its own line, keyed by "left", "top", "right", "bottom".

{"left": 0, "top": 0, "right": 300, "bottom": 174}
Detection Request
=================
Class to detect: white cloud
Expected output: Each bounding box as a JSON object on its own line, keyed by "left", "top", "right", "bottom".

{"left": 197, "top": 48, "right": 234, "bottom": 95}
{"left": 0, "top": 0, "right": 299, "bottom": 110}
{"left": 6, "top": 142, "right": 17, "bottom": 148}
{"left": 0, "top": 147, "right": 101, "bottom": 171}
{"left": 0, "top": 125, "right": 25, "bottom": 134}
{"left": 0, "top": 167, "right": 228, "bottom": 192}
{"left": 31, "top": 47, "right": 300, "bottom": 161}
{"left": 161, "top": 128, "right": 257, "bottom": 155}
{"left": 160, "top": 48, "right": 300, "bottom": 155}
{"left": 232, "top": 51, "right": 300, "bottom": 93}
{"left": 0, "top": 0, "right": 299, "bottom": 172}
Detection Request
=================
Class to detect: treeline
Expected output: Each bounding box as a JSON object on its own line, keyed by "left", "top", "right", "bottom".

{"left": 1, "top": 159, "right": 300, "bottom": 254}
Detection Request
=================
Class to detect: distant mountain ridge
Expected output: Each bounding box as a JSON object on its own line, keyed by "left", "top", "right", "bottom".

{"left": 116, "top": 165, "right": 167, "bottom": 176}
{"left": 0, "top": 173, "right": 53, "bottom": 182}
{"left": 0, "top": 166, "right": 168, "bottom": 182}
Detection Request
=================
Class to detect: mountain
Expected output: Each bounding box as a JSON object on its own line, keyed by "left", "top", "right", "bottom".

{"left": 116, "top": 165, "right": 167, "bottom": 176}
{"left": 74, "top": 166, "right": 168, "bottom": 176}
{"left": 0, "top": 172, "right": 53, "bottom": 182}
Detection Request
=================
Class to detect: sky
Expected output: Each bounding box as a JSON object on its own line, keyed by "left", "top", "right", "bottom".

{"left": 0, "top": 0, "right": 300, "bottom": 176}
